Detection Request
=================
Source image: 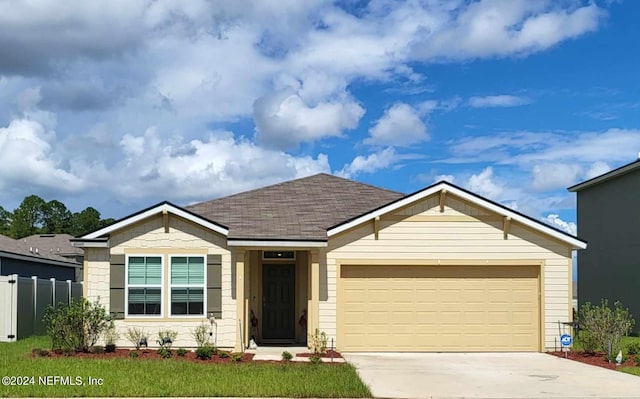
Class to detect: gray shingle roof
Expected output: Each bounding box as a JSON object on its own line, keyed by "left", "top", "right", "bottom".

{"left": 21, "top": 234, "right": 83, "bottom": 256}
{"left": 186, "top": 173, "right": 404, "bottom": 240}
{"left": 0, "top": 234, "right": 81, "bottom": 265}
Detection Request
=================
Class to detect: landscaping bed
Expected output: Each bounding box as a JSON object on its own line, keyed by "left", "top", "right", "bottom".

{"left": 296, "top": 350, "right": 343, "bottom": 358}
{"left": 549, "top": 350, "right": 638, "bottom": 370}
{"left": 41, "top": 348, "right": 256, "bottom": 363}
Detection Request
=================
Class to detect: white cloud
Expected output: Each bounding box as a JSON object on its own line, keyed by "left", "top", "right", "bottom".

{"left": 0, "top": 118, "right": 83, "bottom": 192}
{"left": 585, "top": 161, "right": 611, "bottom": 180}
{"left": 468, "top": 95, "right": 530, "bottom": 108}
{"left": 414, "top": 2, "right": 603, "bottom": 60}
{"left": 254, "top": 90, "right": 364, "bottom": 150}
{"left": 365, "top": 103, "right": 428, "bottom": 147}
{"left": 543, "top": 214, "right": 577, "bottom": 236}
{"left": 531, "top": 163, "right": 583, "bottom": 191}
{"left": 100, "top": 129, "right": 332, "bottom": 200}
{"left": 434, "top": 174, "right": 455, "bottom": 184}
{"left": 336, "top": 148, "right": 397, "bottom": 179}
{"left": 467, "top": 167, "right": 504, "bottom": 199}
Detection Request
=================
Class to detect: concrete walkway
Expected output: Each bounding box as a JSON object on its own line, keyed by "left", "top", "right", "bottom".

{"left": 343, "top": 352, "right": 639, "bottom": 399}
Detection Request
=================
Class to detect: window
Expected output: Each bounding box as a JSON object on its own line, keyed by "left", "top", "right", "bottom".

{"left": 170, "top": 256, "right": 205, "bottom": 316}
{"left": 127, "top": 256, "right": 162, "bottom": 316}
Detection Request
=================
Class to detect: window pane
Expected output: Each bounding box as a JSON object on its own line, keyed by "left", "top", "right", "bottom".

{"left": 188, "top": 257, "right": 204, "bottom": 284}
{"left": 171, "top": 257, "right": 188, "bottom": 284}
{"left": 171, "top": 288, "right": 204, "bottom": 316}
{"left": 146, "top": 257, "right": 162, "bottom": 285}
{"left": 128, "top": 257, "right": 146, "bottom": 284}
{"left": 128, "top": 288, "right": 161, "bottom": 315}
{"left": 145, "top": 288, "right": 161, "bottom": 315}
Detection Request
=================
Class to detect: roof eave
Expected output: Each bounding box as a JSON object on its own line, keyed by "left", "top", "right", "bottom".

{"left": 568, "top": 159, "right": 640, "bottom": 192}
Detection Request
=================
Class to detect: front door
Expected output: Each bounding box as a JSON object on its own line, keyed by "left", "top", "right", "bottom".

{"left": 262, "top": 264, "right": 295, "bottom": 341}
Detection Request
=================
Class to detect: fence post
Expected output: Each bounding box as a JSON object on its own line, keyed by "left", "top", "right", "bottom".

{"left": 31, "top": 276, "right": 37, "bottom": 333}
{"left": 50, "top": 278, "right": 56, "bottom": 308}
{"left": 66, "top": 280, "right": 72, "bottom": 305}
{"left": 9, "top": 274, "right": 19, "bottom": 342}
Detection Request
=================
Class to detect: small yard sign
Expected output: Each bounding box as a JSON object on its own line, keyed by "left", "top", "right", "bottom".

{"left": 560, "top": 334, "right": 572, "bottom": 347}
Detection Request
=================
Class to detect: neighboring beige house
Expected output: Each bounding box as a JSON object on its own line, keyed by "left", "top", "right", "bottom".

{"left": 73, "top": 174, "right": 586, "bottom": 352}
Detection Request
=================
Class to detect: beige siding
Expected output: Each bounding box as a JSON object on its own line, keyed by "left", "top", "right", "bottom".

{"left": 327, "top": 193, "right": 572, "bottom": 351}
{"left": 84, "top": 214, "right": 235, "bottom": 348}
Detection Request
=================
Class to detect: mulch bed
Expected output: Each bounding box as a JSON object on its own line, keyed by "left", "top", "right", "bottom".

{"left": 35, "top": 348, "right": 345, "bottom": 363}
{"left": 42, "top": 348, "right": 255, "bottom": 363}
{"left": 549, "top": 350, "right": 638, "bottom": 370}
{"left": 296, "top": 350, "right": 343, "bottom": 358}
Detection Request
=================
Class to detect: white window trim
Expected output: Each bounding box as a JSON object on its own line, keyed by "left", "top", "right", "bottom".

{"left": 169, "top": 254, "right": 207, "bottom": 318}
{"left": 125, "top": 254, "right": 164, "bottom": 318}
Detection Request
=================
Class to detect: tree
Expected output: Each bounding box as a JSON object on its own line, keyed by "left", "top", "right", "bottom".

{"left": 11, "top": 195, "right": 46, "bottom": 238}
{"left": 0, "top": 205, "right": 11, "bottom": 236}
{"left": 70, "top": 207, "right": 103, "bottom": 237}
{"left": 42, "top": 200, "right": 73, "bottom": 234}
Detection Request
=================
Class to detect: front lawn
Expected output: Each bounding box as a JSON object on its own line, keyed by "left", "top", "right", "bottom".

{"left": 0, "top": 336, "right": 371, "bottom": 397}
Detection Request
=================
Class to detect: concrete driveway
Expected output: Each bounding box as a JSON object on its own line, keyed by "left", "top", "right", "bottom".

{"left": 343, "top": 353, "right": 639, "bottom": 399}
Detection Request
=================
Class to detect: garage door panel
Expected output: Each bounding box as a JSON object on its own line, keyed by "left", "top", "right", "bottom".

{"left": 338, "top": 265, "right": 539, "bottom": 352}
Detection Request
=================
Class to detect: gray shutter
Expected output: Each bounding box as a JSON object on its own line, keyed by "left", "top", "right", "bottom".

{"left": 207, "top": 254, "right": 222, "bottom": 319}
{"left": 110, "top": 254, "right": 126, "bottom": 320}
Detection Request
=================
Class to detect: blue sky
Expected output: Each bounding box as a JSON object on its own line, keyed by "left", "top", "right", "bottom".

{"left": 0, "top": 0, "right": 639, "bottom": 239}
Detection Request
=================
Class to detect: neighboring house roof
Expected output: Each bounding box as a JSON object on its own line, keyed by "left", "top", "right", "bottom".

{"left": 21, "top": 234, "right": 83, "bottom": 257}
{"left": 568, "top": 158, "right": 640, "bottom": 192}
{"left": 185, "top": 173, "right": 403, "bottom": 241}
{"left": 0, "top": 234, "right": 81, "bottom": 267}
{"left": 328, "top": 180, "right": 587, "bottom": 250}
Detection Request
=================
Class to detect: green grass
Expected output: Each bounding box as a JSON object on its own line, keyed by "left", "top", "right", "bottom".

{"left": 0, "top": 336, "right": 371, "bottom": 397}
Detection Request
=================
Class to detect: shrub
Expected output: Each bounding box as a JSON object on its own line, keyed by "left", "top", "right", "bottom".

{"left": 125, "top": 327, "right": 148, "bottom": 350}
{"left": 626, "top": 341, "right": 640, "bottom": 355}
{"left": 218, "top": 351, "right": 230, "bottom": 358}
{"left": 177, "top": 348, "right": 187, "bottom": 357}
{"left": 157, "top": 347, "right": 172, "bottom": 358}
{"left": 31, "top": 348, "right": 50, "bottom": 357}
{"left": 308, "top": 328, "right": 328, "bottom": 354}
{"left": 191, "top": 323, "right": 211, "bottom": 348}
{"left": 309, "top": 355, "right": 322, "bottom": 364}
{"left": 579, "top": 331, "right": 599, "bottom": 354}
{"left": 43, "top": 298, "right": 111, "bottom": 352}
{"left": 578, "top": 300, "right": 635, "bottom": 360}
{"left": 231, "top": 352, "right": 243, "bottom": 362}
{"left": 104, "top": 320, "right": 119, "bottom": 352}
{"left": 195, "top": 346, "right": 216, "bottom": 360}
{"left": 282, "top": 351, "right": 293, "bottom": 361}
{"left": 129, "top": 350, "right": 139, "bottom": 358}
{"left": 90, "top": 345, "right": 105, "bottom": 354}
{"left": 157, "top": 329, "right": 178, "bottom": 348}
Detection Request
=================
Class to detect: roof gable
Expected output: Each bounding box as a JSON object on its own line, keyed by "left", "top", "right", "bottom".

{"left": 328, "top": 181, "right": 587, "bottom": 250}
{"left": 80, "top": 202, "right": 229, "bottom": 240}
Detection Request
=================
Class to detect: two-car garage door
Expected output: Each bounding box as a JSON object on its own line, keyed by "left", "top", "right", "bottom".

{"left": 338, "top": 265, "right": 540, "bottom": 352}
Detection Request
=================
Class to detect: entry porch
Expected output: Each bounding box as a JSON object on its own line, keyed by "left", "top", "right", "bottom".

{"left": 233, "top": 249, "right": 322, "bottom": 351}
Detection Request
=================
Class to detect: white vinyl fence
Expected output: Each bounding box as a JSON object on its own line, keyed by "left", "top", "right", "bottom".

{"left": 0, "top": 274, "right": 82, "bottom": 342}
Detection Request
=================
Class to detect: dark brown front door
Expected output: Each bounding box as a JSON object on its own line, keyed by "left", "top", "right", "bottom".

{"left": 262, "top": 264, "right": 295, "bottom": 340}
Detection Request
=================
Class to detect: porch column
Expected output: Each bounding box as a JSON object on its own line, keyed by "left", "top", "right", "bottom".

{"left": 235, "top": 249, "right": 250, "bottom": 351}
{"left": 307, "top": 249, "right": 320, "bottom": 335}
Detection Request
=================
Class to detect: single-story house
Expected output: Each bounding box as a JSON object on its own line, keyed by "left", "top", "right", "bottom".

{"left": 0, "top": 234, "right": 82, "bottom": 281}
{"left": 73, "top": 174, "right": 586, "bottom": 352}
{"left": 568, "top": 157, "right": 640, "bottom": 332}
